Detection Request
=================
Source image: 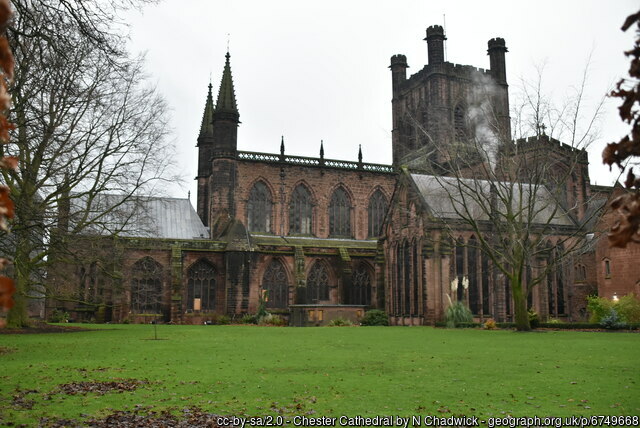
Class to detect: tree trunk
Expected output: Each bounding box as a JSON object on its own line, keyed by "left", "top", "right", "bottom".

{"left": 511, "top": 278, "right": 530, "bottom": 331}
{"left": 6, "top": 233, "right": 34, "bottom": 328}
{"left": 6, "top": 272, "right": 30, "bottom": 328}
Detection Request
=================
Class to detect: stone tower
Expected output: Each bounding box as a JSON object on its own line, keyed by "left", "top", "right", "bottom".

{"left": 390, "top": 25, "right": 511, "bottom": 168}
{"left": 196, "top": 52, "right": 240, "bottom": 233}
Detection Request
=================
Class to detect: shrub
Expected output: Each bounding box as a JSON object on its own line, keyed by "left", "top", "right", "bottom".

{"left": 457, "top": 322, "right": 481, "bottom": 328}
{"left": 587, "top": 295, "right": 614, "bottom": 323}
{"left": 528, "top": 310, "right": 540, "bottom": 329}
{"left": 328, "top": 317, "right": 353, "bottom": 327}
{"left": 445, "top": 302, "right": 473, "bottom": 328}
{"left": 616, "top": 294, "right": 640, "bottom": 323}
{"left": 547, "top": 318, "right": 561, "bottom": 324}
{"left": 600, "top": 308, "right": 627, "bottom": 330}
{"left": 484, "top": 319, "right": 497, "bottom": 330}
{"left": 241, "top": 313, "right": 257, "bottom": 324}
{"left": 49, "top": 309, "right": 69, "bottom": 323}
{"left": 267, "top": 315, "right": 287, "bottom": 326}
{"left": 360, "top": 310, "right": 388, "bottom": 326}
{"left": 216, "top": 315, "right": 231, "bottom": 325}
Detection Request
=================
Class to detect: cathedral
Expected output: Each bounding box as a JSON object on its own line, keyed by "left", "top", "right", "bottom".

{"left": 48, "top": 26, "right": 615, "bottom": 326}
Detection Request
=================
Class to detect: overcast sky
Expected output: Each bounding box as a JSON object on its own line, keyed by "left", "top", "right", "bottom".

{"left": 126, "top": 0, "right": 638, "bottom": 200}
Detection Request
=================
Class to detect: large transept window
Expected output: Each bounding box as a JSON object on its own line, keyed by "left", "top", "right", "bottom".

{"left": 262, "top": 259, "right": 289, "bottom": 309}
{"left": 187, "top": 259, "right": 216, "bottom": 312}
{"left": 131, "top": 257, "right": 163, "bottom": 313}
{"left": 247, "top": 181, "right": 272, "bottom": 233}
{"left": 367, "top": 190, "right": 388, "bottom": 238}
{"left": 289, "top": 184, "right": 313, "bottom": 235}
{"left": 329, "top": 187, "right": 351, "bottom": 237}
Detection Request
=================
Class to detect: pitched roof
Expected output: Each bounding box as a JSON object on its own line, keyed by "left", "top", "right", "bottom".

{"left": 410, "top": 173, "right": 574, "bottom": 226}
{"left": 73, "top": 195, "right": 209, "bottom": 240}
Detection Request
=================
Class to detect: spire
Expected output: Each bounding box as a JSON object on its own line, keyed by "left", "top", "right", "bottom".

{"left": 358, "top": 144, "right": 363, "bottom": 163}
{"left": 198, "top": 82, "right": 214, "bottom": 138}
{"left": 320, "top": 140, "right": 324, "bottom": 159}
{"left": 214, "top": 51, "right": 239, "bottom": 119}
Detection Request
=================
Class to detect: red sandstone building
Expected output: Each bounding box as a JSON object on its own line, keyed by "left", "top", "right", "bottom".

{"left": 47, "top": 26, "right": 633, "bottom": 325}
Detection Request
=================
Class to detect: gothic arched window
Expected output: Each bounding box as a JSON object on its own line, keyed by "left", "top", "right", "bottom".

{"left": 247, "top": 181, "right": 272, "bottom": 233}
{"left": 187, "top": 259, "right": 216, "bottom": 312}
{"left": 454, "top": 104, "right": 468, "bottom": 142}
{"left": 455, "top": 237, "right": 465, "bottom": 302}
{"left": 131, "top": 257, "right": 163, "bottom": 313}
{"left": 368, "top": 190, "right": 388, "bottom": 237}
{"left": 262, "top": 259, "right": 289, "bottom": 309}
{"left": 349, "top": 263, "right": 372, "bottom": 305}
{"left": 289, "top": 184, "right": 313, "bottom": 235}
{"left": 329, "top": 187, "right": 351, "bottom": 237}
{"left": 468, "top": 236, "right": 479, "bottom": 315}
{"left": 307, "top": 261, "right": 330, "bottom": 303}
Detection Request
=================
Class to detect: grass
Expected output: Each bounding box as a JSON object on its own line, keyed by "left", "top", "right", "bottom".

{"left": 0, "top": 324, "right": 638, "bottom": 425}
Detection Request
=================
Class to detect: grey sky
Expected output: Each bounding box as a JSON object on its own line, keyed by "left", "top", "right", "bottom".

{"left": 126, "top": 0, "right": 638, "bottom": 199}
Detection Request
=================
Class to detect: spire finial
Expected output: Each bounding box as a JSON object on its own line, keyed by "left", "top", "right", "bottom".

{"left": 320, "top": 140, "right": 324, "bottom": 159}
{"left": 280, "top": 136, "right": 285, "bottom": 160}
{"left": 358, "top": 144, "right": 363, "bottom": 164}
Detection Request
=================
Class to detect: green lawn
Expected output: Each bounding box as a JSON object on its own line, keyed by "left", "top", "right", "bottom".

{"left": 0, "top": 324, "right": 638, "bottom": 425}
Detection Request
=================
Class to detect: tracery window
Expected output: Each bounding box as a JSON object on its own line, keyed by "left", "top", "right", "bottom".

{"left": 289, "top": 184, "right": 313, "bottom": 235}
{"left": 555, "top": 245, "right": 565, "bottom": 315}
{"left": 468, "top": 236, "right": 479, "bottom": 314}
{"left": 367, "top": 190, "right": 388, "bottom": 237}
{"left": 329, "top": 187, "right": 351, "bottom": 237}
{"left": 403, "top": 241, "right": 411, "bottom": 314}
{"left": 575, "top": 264, "right": 587, "bottom": 282}
{"left": 349, "top": 263, "right": 371, "bottom": 306}
{"left": 547, "top": 244, "right": 566, "bottom": 316}
{"left": 307, "top": 261, "right": 330, "bottom": 303}
{"left": 454, "top": 104, "right": 468, "bottom": 142}
{"left": 131, "top": 257, "right": 163, "bottom": 313}
{"left": 247, "top": 181, "right": 272, "bottom": 233}
{"left": 481, "top": 251, "right": 490, "bottom": 315}
{"left": 455, "top": 237, "right": 465, "bottom": 302}
{"left": 262, "top": 259, "right": 289, "bottom": 309}
{"left": 187, "top": 259, "right": 216, "bottom": 312}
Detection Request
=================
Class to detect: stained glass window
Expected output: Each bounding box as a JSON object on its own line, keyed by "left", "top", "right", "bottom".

{"left": 368, "top": 190, "right": 388, "bottom": 237}
{"left": 307, "top": 261, "right": 330, "bottom": 303}
{"left": 329, "top": 187, "right": 351, "bottom": 237}
{"left": 187, "top": 259, "right": 216, "bottom": 311}
{"left": 454, "top": 104, "right": 468, "bottom": 142}
{"left": 349, "top": 263, "right": 371, "bottom": 305}
{"left": 289, "top": 184, "right": 312, "bottom": 235}
{"left": 247, "top": 181, "right": 272, "bottom": 233}
{"left": 131, "top": 257, "right": 163, "bottom": 313}
{"left": 262, "top": 259, "right": 289, "bottom": 309}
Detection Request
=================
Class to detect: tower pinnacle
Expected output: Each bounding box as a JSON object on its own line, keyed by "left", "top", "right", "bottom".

{"left": 214, "top": 51, "right": 239, "bottom": 120}
{"left": 198, "top": 82, "right": 214, "bottom": 138}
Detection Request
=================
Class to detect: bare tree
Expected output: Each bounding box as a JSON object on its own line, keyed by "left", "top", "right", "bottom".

{"left": 0, "top": 1, "right": 179, "bottom": 327}
{"left": 407, "top": 69, "right": 602, "bottom": 331}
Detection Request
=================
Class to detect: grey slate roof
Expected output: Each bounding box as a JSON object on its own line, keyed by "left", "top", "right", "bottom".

{"left": 410, "top": 173, "right": 574, "bottom": 226}
{"left": 73, "top": 195, "right": 209, "bottom": 240}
